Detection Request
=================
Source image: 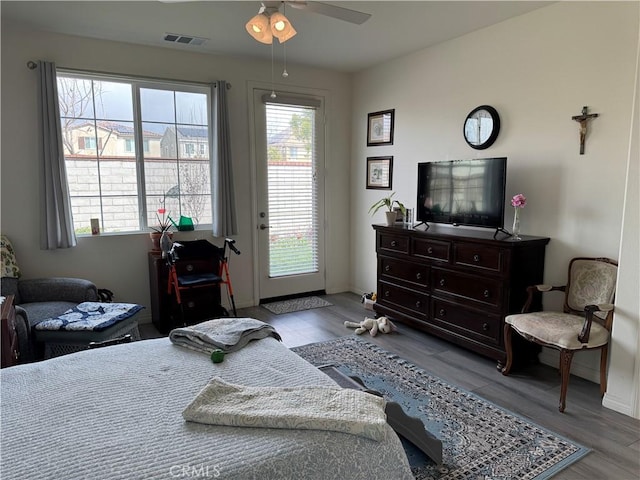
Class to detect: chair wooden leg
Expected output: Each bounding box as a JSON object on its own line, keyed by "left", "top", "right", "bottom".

{"left": 559, "top": 349, "right": 574, "bottom": 413}
{"left": 600, "top": 344, "right": 609, "bottom": 397}
{"left": 501, "top": 323, "right": 514, "bottom": 375}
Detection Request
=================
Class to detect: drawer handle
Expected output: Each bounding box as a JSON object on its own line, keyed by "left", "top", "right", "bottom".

{"left": 384, "top": 290, "right": 390, "bottom": 298}
{"left": 415, "top": 272, "right": 422, "bottom": 280}
{"left": 483, "top": 289, "right": 490, "bottom": 298}
{"left": 473, "top": 254, "right": 481, "bottom": 262}
{"left": 427, "top": 247, "right": 433, "bottom": 254}
{"left": 415, "top": 301, "right": 421, "bottom": 308}
{"left": 439, "top": 279, "right": 446, "bottom": 287}
{"left": 439, "top": 308, "right": 446, "bottom": 317}
{"left": 390, "top": 240, "right": 397, "bottom": 247}
{"left": 384, "top": 265, "right": 391, "bottom": 272}
{"left": 482, "top": 323, "right": 489, "bottom": 331}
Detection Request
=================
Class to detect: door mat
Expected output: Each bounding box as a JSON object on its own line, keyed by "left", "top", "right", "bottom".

{"left": 292, "top": 336, "right": 590, "bottom": 480}
{"left": 262, "top": 296, "right": 332, "bottom": 315}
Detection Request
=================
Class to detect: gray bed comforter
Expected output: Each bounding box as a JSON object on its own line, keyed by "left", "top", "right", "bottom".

{"left": 0, "top": 336, "right": 413, "bottom": 480}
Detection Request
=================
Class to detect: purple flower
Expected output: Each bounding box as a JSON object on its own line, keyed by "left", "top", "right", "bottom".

{"left": 511, "top": 194, "right": 527, "bottom": 208}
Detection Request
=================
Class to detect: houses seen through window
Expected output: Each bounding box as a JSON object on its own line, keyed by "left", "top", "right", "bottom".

{"left": 57, "top": 72, "right": 212, "bottom": 234}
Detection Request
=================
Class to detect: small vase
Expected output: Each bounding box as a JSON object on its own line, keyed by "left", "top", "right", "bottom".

{"left": 385, "top": 211, "right": 397, "bottom": 226}
{"left": 149, "top": 232, "right": 162, "bottom": 251}
{"left": 512, "top": 208, "right": 522, "bottom": 240}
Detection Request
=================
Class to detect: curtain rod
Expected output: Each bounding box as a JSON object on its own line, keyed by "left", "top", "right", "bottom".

{"left": 26, "top": 60, "right": 231, "bottom": 89}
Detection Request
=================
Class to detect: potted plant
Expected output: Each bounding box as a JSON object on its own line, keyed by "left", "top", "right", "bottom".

{"left": 369, "top": 192, "right": 406, "bottom": 226}
{"left": 149, "top": 207, "right": 173, "bottom": 251}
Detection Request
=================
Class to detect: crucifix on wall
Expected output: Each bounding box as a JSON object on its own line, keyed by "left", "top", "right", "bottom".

{"left": 571, "top": 106, "right": 599, "bottom": 155}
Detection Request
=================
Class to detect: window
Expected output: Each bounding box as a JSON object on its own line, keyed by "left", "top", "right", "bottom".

{"left": 80, "top": 136, "right": 97, "bottom": 150}
{"left": 57, "top": 72, "right": 212, "bottom": 234}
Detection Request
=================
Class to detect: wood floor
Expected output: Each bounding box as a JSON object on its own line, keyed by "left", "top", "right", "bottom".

{"left": 140, "top": 292, "right": 640, "bottom": 479}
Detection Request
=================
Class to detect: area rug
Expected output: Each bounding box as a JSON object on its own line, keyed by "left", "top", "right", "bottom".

{"left": 261, "top": 296, "right": 332, "bottom": 314}
{"left": 292, "top": 336, "right": 589, "bottom": 480}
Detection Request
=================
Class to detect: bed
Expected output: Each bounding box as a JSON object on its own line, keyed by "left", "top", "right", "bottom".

{"left": 0, "top": 333, "right": 414, "bottom": 479}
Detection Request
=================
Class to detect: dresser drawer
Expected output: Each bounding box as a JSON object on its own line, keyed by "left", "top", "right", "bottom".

{"left": 378, "top": 281, "right": 429, "bottom": 317}
{"left": 432, "top": 298, "right": 501, "bottom": 345}
{"left": 413, "top": 237, "right": 450, "bottom": 262}
{"left": 175, "top": 259, "right": 217, "bottom": 277}
{"left": 178, "top": 290, "right": 223, "bottom": 324}
{"left": 454, "top": 243, "right": 504, "bottom": 273}
{"left": 432, "top": 268, "right": 503, "bottom": 308}
{"left": 379, "top": 256, "right": 429, "bottom": 287}
{"left": 378, "top": 233, "right": 410, "bottom": 255}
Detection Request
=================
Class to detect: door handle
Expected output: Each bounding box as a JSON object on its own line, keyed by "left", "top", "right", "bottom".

{"left": 259, "top": 224, "right": 270, "bottom": 230}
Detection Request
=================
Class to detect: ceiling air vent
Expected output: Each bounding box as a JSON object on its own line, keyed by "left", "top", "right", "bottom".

{"left": 163, "top": 33, "right": 208, "bottom": 46}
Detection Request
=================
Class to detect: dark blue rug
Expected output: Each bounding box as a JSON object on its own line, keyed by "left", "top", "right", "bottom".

{"left": 292, "top": 336, "right": 589, "bottom": 480}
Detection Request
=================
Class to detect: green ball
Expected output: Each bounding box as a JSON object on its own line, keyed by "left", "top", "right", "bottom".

{"left": 210, "top": 349, "right": 225, "bottom": 363}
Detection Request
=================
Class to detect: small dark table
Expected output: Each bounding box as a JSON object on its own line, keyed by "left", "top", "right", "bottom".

{"left": 1, "top": 295, "right": 19, "bottom": 367}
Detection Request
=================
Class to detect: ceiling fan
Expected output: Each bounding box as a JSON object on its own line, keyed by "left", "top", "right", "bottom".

{"left": 246, "top": 1, "right": 370, "bottom": 44}
{"left": 274, "top": 1, "right": 371, "bottom": 25}
{"left": 160, "top": 0, "right": 371, "bottom": 25}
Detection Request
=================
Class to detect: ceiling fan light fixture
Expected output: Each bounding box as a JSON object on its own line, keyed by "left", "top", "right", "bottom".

{"left": 245, "top": 13, "right": 272, "bottom": 44}
{"left": 269, "top": 12, "right": 296, "bottom": 43}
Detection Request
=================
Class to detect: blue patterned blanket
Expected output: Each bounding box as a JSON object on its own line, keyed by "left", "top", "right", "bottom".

{"left": 35, "top": 302, "right": 143, "bottom": 332}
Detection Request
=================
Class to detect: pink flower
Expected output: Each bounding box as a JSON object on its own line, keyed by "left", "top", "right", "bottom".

{"left": 151, "top": 207, "right": 172, "bottom": 233}
{"left": 511, "top": 194, "right": 527, "bottom": 208}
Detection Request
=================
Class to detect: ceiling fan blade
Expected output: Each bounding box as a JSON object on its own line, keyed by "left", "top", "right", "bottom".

{"left": 288, "top": 1, "right": 371, "bottom": 25}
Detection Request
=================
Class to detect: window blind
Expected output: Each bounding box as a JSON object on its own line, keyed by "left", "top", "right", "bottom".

{"left": 265, "top": 101, "right": 319, "bottom": 277}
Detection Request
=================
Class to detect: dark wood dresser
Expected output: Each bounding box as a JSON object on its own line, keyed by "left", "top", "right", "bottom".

{"left": 373, "top": 224, "right": 550, "bottom": 368}
{"left": 148, "top": 251, "right": 222, "bottom": 334}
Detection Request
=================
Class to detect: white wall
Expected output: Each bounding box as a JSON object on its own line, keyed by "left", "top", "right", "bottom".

{"left": 350, "top": 2, "right": 639, "bottom": 415}
{"left": 604, "top": 14, "right": 640, "bottom": 418}
{"left": 0, "top": 21, "right": 353, "bottom": 322}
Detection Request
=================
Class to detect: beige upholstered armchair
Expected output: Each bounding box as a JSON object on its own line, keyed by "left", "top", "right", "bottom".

{"left": 501, "top": 257, "right": 618, "bottom": 412}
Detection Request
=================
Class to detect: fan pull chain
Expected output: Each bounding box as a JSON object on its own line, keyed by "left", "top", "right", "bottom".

{"left": 282, "top": 2, "right": 289, "bottom": 78}
{"left": 282, "top": 41, "right": 289, "bottom": 78}
{"left": 270, "top": 41, "right": 276, "bottom": 98}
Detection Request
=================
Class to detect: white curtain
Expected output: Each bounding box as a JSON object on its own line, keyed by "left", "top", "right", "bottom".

{"left": 211, "top": 81, "right": 237, "bottom": 237}
{"left": 37, "top": 61, "right": 76, "bottom": 249}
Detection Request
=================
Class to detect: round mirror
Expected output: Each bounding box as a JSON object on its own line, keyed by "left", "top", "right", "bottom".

{"left": 463, "top": 105, "right": 500, "bottom": 150}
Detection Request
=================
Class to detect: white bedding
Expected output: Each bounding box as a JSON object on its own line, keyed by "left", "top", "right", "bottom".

{"left": 0, "top": 336, "right": 413, "bottom": 480}
{"left": 183, "top": 377, "right": 388, "bottom": 441}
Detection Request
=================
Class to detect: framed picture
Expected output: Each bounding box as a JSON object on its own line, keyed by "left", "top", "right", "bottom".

{"left": 367, "top": 109, "right": 395, "bottom": 146}
{"left": 366, "top": 156, "right": 393, "bottom": 189}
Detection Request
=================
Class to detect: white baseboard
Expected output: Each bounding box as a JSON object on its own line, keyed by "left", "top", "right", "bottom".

{"left": 603, "top": 391, "right": 636, "bottom": 417}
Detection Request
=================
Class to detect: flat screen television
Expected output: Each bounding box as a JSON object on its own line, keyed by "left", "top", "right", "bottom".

{"left": 416, "top": 157, "right": 507, "bottom": 230}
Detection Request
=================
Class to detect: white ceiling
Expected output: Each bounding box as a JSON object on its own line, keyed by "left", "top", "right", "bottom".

{"left": 1, "top": 1, "right": 552, "bottom": 73}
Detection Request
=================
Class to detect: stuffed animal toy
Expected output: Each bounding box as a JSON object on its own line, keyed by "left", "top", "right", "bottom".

{"left": 344, "top": 316, "right": 396, "bottom": 337}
